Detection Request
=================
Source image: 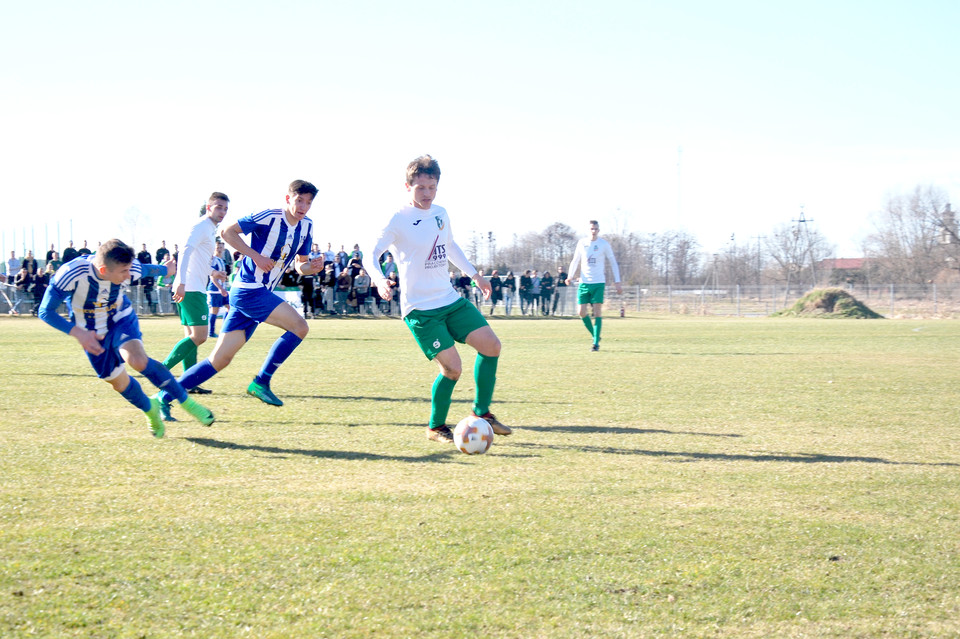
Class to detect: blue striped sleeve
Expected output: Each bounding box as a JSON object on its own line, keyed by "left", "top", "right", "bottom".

{"left": 39, "top": 286, "right": 74, "bottom": 334}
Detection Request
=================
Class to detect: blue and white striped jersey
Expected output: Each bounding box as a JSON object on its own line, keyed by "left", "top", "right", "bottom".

{"left": 233, "top": 209, "right": 313, "bottom": 291}
{"left": 207, "top": 255, "right": 226, "bottom": 293}
{"left": 47, "top": 256, "right": 158, "bottom": 336}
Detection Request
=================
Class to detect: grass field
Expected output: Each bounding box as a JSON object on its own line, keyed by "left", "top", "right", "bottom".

{"left": 1, "top": 313, "right": 959, "bottom": 638}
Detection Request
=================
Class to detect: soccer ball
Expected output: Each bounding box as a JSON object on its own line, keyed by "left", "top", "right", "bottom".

{"left": 453, "top": 416, "right": 494, "bottom": 455}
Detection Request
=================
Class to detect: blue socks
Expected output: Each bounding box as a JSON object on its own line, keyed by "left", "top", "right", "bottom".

{"left": 159, "top": 359, "right": 216, "bottom": 404}
{"left": 120, "top": 377, "right": 152, "bottom": 412}
{"left": 142, "top": 358, "right": 187, "bottom": 403}
{"left": 254, "top": 332, "right": 302, "bottom": 387}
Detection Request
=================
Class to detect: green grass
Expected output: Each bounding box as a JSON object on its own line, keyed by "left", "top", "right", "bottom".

{"left": 1, "top": 313, "right": 959, "bottom": 638}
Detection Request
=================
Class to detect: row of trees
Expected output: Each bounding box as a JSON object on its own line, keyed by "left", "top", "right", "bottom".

{"left": 463, "top": 185, "right": 957, "bottom": 290}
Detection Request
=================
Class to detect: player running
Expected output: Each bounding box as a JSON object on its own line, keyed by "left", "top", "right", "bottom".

{"left": 161, "top": 192, "right": 229, "bottom": 394}
{"left": 155, "top": 180, "right": 324, "bottom": 415}
{"left": 362, "top": 155, "right": 512, "bottom": 443}
{"left": 38, "top": 239, "right": 214, "bottom": 437}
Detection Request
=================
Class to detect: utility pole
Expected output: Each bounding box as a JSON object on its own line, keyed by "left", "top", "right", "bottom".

{"left": 791, "top": 207, "right": 817, "bottom": 287}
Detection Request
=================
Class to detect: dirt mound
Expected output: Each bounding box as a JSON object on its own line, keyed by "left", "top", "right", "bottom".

{"left": 773, "top": 288, "right": 883, "bottom": 319}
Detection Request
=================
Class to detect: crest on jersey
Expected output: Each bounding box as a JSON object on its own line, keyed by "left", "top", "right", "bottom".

{"left": 435, "top": 216, "right": 445, "bottom": 230}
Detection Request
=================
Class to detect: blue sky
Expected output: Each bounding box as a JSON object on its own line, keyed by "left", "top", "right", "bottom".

{"left": 2, "top": 0, "right": 958, "bottom": 261}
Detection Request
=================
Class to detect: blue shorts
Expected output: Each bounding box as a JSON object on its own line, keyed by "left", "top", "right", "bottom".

{"left": 222, "top": 286, "right": 284, "bottom": 340}
{"left": 207, "top": 291, "right": 229, "bottom": 308}
{"left": 86, "top": 313, "right": 143, "bottom": 380}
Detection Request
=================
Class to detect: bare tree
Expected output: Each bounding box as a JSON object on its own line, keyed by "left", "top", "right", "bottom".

{"left": 864, "top": 185, "right": 951, "bottom": 288}
{"left": 765, "top": 220, "right": 833, "bottom": 299}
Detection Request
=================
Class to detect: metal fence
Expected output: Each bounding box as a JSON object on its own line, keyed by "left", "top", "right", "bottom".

{"left": 618, "top": 284, "right": 960, "bottom": 318}
{"left": 6, "top": 283, "right": 960, "bottom": 320}
{"left": 0, "top": 284, "right": 179, "bottom": 317}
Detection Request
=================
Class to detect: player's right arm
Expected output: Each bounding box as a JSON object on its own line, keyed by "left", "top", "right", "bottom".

{"left": 361, "top": 218, "right": 398, "bottom": 301}
{"left": 38, "top": 282, "right": 104, "bottom": 355}
{"left": 221, "top": 222, "right": 275, "bottom": 273}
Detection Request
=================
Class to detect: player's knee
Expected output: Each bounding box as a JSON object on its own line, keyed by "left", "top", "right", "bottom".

{"left": 484, "top": 335, "right": 502, "bottom": 357}
{"left": 126, "top": 353, "right": 149, "bottom": 371}
{"left": 293, "top": 321, "right": 309, "bottom": 340}
{"left": 439, "top": 362, "right": 461, "bottom": 380}
{"left": 211, "top": 351, "right": 234, "bottom": 370}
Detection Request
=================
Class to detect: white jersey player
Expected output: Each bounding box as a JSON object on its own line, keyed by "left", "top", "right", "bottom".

{"left": 566, "top": 220, "right": 623, "bottom": 351}
{"left": 363, "top": 155, "right": 512, "bottom": 443}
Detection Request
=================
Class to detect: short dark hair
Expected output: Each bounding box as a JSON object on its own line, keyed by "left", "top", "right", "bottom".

{"left": 202, "top": 192, "right": 230, "bottom": 216}
{"left": 589, "top": 220, "right": 599, "bottom": 227}
{"left": 98, "top": 239, "right": 135, "bottom": 266}
{"left": 406, "top": 155, "right": 441, "bottom": 185}
{"left": 288, "top": 180, "right": 318, "bottom": 198}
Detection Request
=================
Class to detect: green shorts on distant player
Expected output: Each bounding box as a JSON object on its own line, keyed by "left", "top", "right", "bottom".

{"left": 404, "top": 297, "right": 488, "bottom": 360}
{"left": 577, "top": 283, "right": 605, "bottom": 305}
{"left": 176, "top": 291, "right": 209, "bottom": 326}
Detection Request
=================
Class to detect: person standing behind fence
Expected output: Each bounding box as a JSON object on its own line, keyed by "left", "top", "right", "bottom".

{"left": 540, "top": 271, "right": 554, "bottom": 315}
{"left": 34, "top": 264, "right": 55, "bottom": 315}
{"left": 334, "top": 268, "right": 352, "bottom": 315}
{"left": 456, "top": 271, "right": 472, "bottom": 299}
{"left": 13, "top": 265, "right": 31, "bottom": 314}
{"left": 6, "top": 251, "right": 20, "bottom": 278}
{"left": 488, "top": 270, "right": 502, "bottom": 316}
{"left": 503, "top": 271, "right": 516, "bottom": 315}
{"left": 22, "top": 251, "right": 39, "bottom": 277}
{"left": 318, "top": 262, "right": 336, "bottom": 314}
{"left": 354, "top": 268, "right": 371, "bottom": 314}
{"left": 554, "top": 265, "right": 568, "bottom": 315}
{"left": 566, "top": 219, "right": 622, "bottom": 351}
{"left": 530, "top": 270, "right": 541, "bottom": 315}
{"left": 519, "top": 270, "right": 532, "bottom": 315}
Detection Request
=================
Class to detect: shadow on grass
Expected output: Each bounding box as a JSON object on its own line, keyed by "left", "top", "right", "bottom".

{"left": 184, "top": 436, "right": 461, "bottom": 463}
{"left": 614, "top": 350, "right": 800, "bottom": 356}
{"left": 503, "top": 441, "right": 959, "bottom": 466}
{"left": 27, "top": 372, "right": 92, "bottom": 378}
{"left": 280, "top": 394, "right": 560, "bottom": 405}
{"left": 521, "top": 424, "right": 742, "bottom": 438}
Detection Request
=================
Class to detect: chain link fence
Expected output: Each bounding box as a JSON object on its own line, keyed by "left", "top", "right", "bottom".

{"left": 619, "top": 284, "right": 960, "bottom": 318}
{"left": 6, "top": 282, "right": 960, "bottom": 319}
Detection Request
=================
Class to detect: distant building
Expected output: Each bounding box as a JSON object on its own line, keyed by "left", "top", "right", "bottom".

{"left": 818, "top": 257, "right": 868, "bottom": 287}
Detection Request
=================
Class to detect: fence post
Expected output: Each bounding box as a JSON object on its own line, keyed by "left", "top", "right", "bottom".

{"left": 889, "top": 283, "right": 894, "bottom": 317}
{"left": 635, "top": 285, "right": 640, "bottom": 312}
{"left": 933, "top": 283, "right": 938, "bottom": 315}
{"left": 668, "top": 285, "right": 672, "bottom": 314}
{"left": 736, "top": 284, "right": 741, "bottom": 317}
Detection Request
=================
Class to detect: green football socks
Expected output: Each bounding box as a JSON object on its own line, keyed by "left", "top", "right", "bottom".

{"left": 593, "top": 317, "right": 603, "bottom": 345}
{"left": 581, "top": 316, "right": 594, "bottom": 337}
{"left": 163, "top": 337, "right": 198, "bottom": 372}
{"left": 473, "top": 354, "right": 499, "bottom": 417}
{"left": 430, "top": 374, "right": 457, "bottom": 429}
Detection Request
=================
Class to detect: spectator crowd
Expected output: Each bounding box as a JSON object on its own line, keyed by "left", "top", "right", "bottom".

{"left": 2, "top": 239, "right": 574, "bottom": 318}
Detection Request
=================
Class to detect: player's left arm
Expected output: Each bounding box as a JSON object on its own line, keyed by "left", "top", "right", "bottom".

{"left": 295, "top": 254, "right": 323, "bottom": 275}
{"left": 138, "top": 263, "right": 170, "bottom": 280}
{"left": 605, "top": 242, "right": 623, "bottom": 294}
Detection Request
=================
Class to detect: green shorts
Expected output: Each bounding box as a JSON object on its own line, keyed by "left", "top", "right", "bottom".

{"left": 404, "top": 297, "right": 489, "bottom": 360}
{"left": 177, "top": 291, "right": 209, "bottom": 326}
{"left": 577, "top": 283, "right": 606, "bottom": 305}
